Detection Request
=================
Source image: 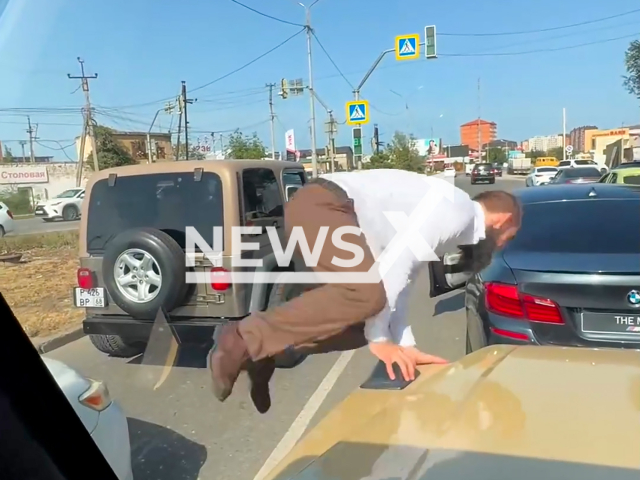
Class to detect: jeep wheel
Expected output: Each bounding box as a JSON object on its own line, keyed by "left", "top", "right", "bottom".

{"left": 62, "top": 205, "right": 79, "bottom": 221}
{"left": 89, "top": 334, "right": 145, "bottom": 358}
{"left": 103, "top": 227, "right": 188, "bottom": 320}
{"left": 268, "top": 273, "right": 309, "bottom": 369}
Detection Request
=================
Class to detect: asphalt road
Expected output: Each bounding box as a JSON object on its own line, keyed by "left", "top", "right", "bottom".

{"left": 11, "top": 216, "right": 80, "bottom": 236}
{"left": 46, "top": 175, "right": 525, "bottom": 480}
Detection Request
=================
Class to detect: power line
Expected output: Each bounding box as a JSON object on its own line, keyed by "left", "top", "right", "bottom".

{"left": 109, "top": 28, "right": 305, "bottom": 109}
{"left": 190, "top": 28, "right": 305, "bottom": 94}
{"left": 311, "top": 31, "right": 355, "bottom": 90}
{"left": 441, "top": 32, "right": 639, "bottom": 57}
{"left": 227, "top": 0, "right": 304, "bottom": 27}
{"left": 440, "top": 7, "right": 640, "bottom": 36}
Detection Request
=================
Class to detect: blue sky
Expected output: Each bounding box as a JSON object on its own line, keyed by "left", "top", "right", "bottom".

{"left": 0, "top": 0, "right": 638, "bottom": 159}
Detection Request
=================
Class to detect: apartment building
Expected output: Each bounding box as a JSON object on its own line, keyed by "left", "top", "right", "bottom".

{"left": 569, "top": 126, "right": 598, "bottom": 153}
{"left": 526, "top": 134, "right": 564, "bottom": 152}
{"left": 460, "top": 119, "right": 497, "bottom": 151}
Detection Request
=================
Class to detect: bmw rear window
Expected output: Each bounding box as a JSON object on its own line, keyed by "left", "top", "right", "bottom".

{"left": 562, "top": 167, "right": 601, "bottom": 178}
{"left": 506, "top": 199, "right": 640, "bottom": 254}
{"left": 86, "top": 172, "right": 223, "bottom": 253}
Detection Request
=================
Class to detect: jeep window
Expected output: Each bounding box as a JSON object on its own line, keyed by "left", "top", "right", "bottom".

{"left": 283, "top": 170, "right": 305, "bottom": 187}
{"left": 86, "top": 172, "right": 223, "bottom": 252}
{"left": 242, "top": 168, "right": 283, "bottom": 224}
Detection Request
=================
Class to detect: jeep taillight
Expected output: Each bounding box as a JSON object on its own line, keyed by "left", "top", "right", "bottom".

{"left": 77, "top": 268, "right": 94, "bottom": 289}
{"left": 210, "top": 267, "right": 231, "bottom": 291}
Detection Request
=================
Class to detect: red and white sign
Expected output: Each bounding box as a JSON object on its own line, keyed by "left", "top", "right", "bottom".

{"left": 285, "top": 129, "right": 296, "bottom": 153}
{"left": 0, "top": 166, "right": 49, "bottom": 184}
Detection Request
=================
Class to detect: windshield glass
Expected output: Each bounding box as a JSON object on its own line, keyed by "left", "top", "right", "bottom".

{"left": 55, "top": 189, "right": 81, "bottom": 198}
{"left": 574, "top": 160, "right": 596, "bottom": 165}
{"left": 537, "top": 167, "right": 557, "bottom": 173}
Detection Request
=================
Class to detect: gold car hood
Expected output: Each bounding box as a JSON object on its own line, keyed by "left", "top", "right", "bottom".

{"left": 265, "top": 345, "right": 640, "bottom": 480}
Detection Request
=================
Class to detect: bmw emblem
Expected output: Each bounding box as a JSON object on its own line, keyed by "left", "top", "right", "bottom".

{"left": 627, "top": 290, "right": 640, "bottom": 307}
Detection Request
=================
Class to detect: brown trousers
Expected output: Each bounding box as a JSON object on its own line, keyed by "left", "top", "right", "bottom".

{"left": 238, "top": 179, "right": 387, "bottom": 361}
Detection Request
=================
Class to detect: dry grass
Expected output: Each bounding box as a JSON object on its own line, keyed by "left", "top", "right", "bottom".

{"left": 0, "top": 232, "right": 82, "bottom": 338}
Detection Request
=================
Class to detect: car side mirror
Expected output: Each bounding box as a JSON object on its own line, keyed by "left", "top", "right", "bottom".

{"left": 285, "top": 185, "right": 300, "bottom": 202}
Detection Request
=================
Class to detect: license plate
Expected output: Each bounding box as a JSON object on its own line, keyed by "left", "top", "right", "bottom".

{"left": 74, "top": 288, "right": 106, "bottom": 308}
{"left": 581, "top": 312, "right": 640, "bottom": 335}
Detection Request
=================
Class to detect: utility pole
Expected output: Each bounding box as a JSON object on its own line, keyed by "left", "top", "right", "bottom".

{"left": 477, "top": 77, "right": 482, "bottom": 162}
{"left": 19, "top": 140, "right": 27, "bottom": 162}
{"left": 68, "top": 57, "right": 99, "bottom": 172}
{"left": 304, "top": 5, "right": 319, "bottom": 177}
{"left": 175, "top": 93, "right": 183, "bottom": 160}
{"left": 180, "top": 81, "right": 196, "bottom": 160}
{"left": 26, "top": 117, "right": 37, "bottom": 162}
{"left": 266, "top": 83, "right": 277, "bottom": 160}
{"left": 562, "top": 107, "right": 567, "bottom": 162}
{"left": 324, "top": 112, "right": 337, "bottom": 173}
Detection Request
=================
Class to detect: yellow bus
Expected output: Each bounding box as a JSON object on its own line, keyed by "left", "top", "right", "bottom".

{"left": 534, "top": 157, "right": 559, "bottom": 167}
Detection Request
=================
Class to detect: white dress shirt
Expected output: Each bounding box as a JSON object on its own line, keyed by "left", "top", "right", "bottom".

{"left": 320, "top": 169, "right": 486, "bottom": 346}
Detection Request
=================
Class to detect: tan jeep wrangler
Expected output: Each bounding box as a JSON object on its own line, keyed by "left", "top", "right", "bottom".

{"left": 73, "top": 160, "right": 307, "bottom": 367}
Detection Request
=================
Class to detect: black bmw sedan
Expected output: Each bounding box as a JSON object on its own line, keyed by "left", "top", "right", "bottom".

{"left": 429, "top": 183, "right": 640, "bottom": 354}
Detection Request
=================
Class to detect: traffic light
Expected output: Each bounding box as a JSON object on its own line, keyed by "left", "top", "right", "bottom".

{"left": 352, "top": 127, "right": 362, "bottom": 155}
{"left": 279, "top": 78, "right": 288, "bottom": 99}
{"left": 425, "top": 25, "right": 437, "bottom": 59}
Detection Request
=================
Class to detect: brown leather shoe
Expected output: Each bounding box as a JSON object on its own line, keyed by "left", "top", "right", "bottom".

{"left": 208, "top": 323, "right": 250, "bottom": 402}
{"left": 247, "top": 358, "right": 275, "bottom": 414}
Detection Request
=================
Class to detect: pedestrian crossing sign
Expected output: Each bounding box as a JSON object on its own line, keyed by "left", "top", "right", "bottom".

{"left": 395, "top": 34, "right": 420, "bottom": 61}
{"left": 346, "top": 100, "right": 369, "bottom": 125}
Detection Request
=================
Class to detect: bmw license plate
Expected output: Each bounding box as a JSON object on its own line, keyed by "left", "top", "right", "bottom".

{"left": 74, "top": 288, "right": 106, "bottom": 308}
{"left": 581, "top": 312, "right": 640, "bottom": 335}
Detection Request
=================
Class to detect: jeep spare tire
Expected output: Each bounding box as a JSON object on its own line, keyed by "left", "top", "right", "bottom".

{"left": 103, "top": 227, "right": 188, "bottom": 320}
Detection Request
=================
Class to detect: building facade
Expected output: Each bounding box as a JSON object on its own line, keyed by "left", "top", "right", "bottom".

{"left": 526, "top": 134, "right": 564, "bottom": 152}
{"left": 569, "top": 126, "right": 598, "bottom": 153}
{"left": 75, "top": 131, "right": 174, "bottom": 163}
{"left": 460, "top": 119, "right": 497, "bottom": 151}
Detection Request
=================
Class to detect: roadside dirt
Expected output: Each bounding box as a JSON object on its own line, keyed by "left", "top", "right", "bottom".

{"left": 0, "top": 247, "right": 82, "bottom": 338}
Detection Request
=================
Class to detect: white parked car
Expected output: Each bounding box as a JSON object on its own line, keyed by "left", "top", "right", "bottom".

{"left": 525, "top": 166, "right": 559, "bottom": 187}
{"left": 557, "top": 159, "right": 608, "bottom": 174}
{"left": 444, "top": 166, "right": 456, "bottom": 177}
{"left": 0, "top": 201, "right": 15, "bottom": 237}
{"left": 43, "top": 357, "right": 133, "bottom": 480}
{"left": 34, "top": 188, "right": 85, "bottom": 222}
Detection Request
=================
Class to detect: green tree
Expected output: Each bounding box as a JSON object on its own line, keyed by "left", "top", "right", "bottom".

{"left": 387, "top": 131, "right": 423, "bottom": 172}
{"left": 486, "top": 147, "right": 507, "bottom": 165}
{"left": 225, "top": 130, "right": 267, "bottom": 159}
{"left": 91, "top": 125, "right": 137, "bottom": 170}
{"left": 363, "top": 151, "right": 393, "bottom": 170}
{"left": 623, "top": 40, "right": 640, "bottom": 100}
{"left": 547, "top": 146, "right": 564, "bottom": 160}
{"left": 174, "top": 142, "right": 206, "bottom": 160}
{"left": 525, "top": 150, "right": 546, "bottom": 160}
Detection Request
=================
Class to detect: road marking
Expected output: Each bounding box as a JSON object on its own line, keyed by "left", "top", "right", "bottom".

{"left": 252, "top": 350, "right": 355, "bottom": 480}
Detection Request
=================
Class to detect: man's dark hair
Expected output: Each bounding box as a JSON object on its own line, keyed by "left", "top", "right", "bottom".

{"left": 473, "top": 190, "right": 521, "bottom": 217}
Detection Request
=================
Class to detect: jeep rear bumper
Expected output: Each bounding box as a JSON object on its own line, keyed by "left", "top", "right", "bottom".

{"left": 83, "top": 315, "right": 234, "bottom": 344}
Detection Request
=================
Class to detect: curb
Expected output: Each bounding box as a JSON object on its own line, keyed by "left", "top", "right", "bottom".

{"left": 34, "top": 327, "right": 85, "bottom": 354}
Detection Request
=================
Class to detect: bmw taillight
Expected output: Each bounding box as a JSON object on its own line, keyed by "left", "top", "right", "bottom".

{"left": 484, "top": 282, "right": 563, "bottom": 324}
{"left": 210, "top": 267, "right": 231, "bottom": 291}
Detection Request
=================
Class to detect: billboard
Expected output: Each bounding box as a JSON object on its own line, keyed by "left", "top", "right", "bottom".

{"left": 0, "top": 165, "right": 49, "bottom": 184}
{"left": 424, "top": 138, "right": 441, "bottom": 156}
{"left": 285, "top": 129, "right": 298, "bottom": 162}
